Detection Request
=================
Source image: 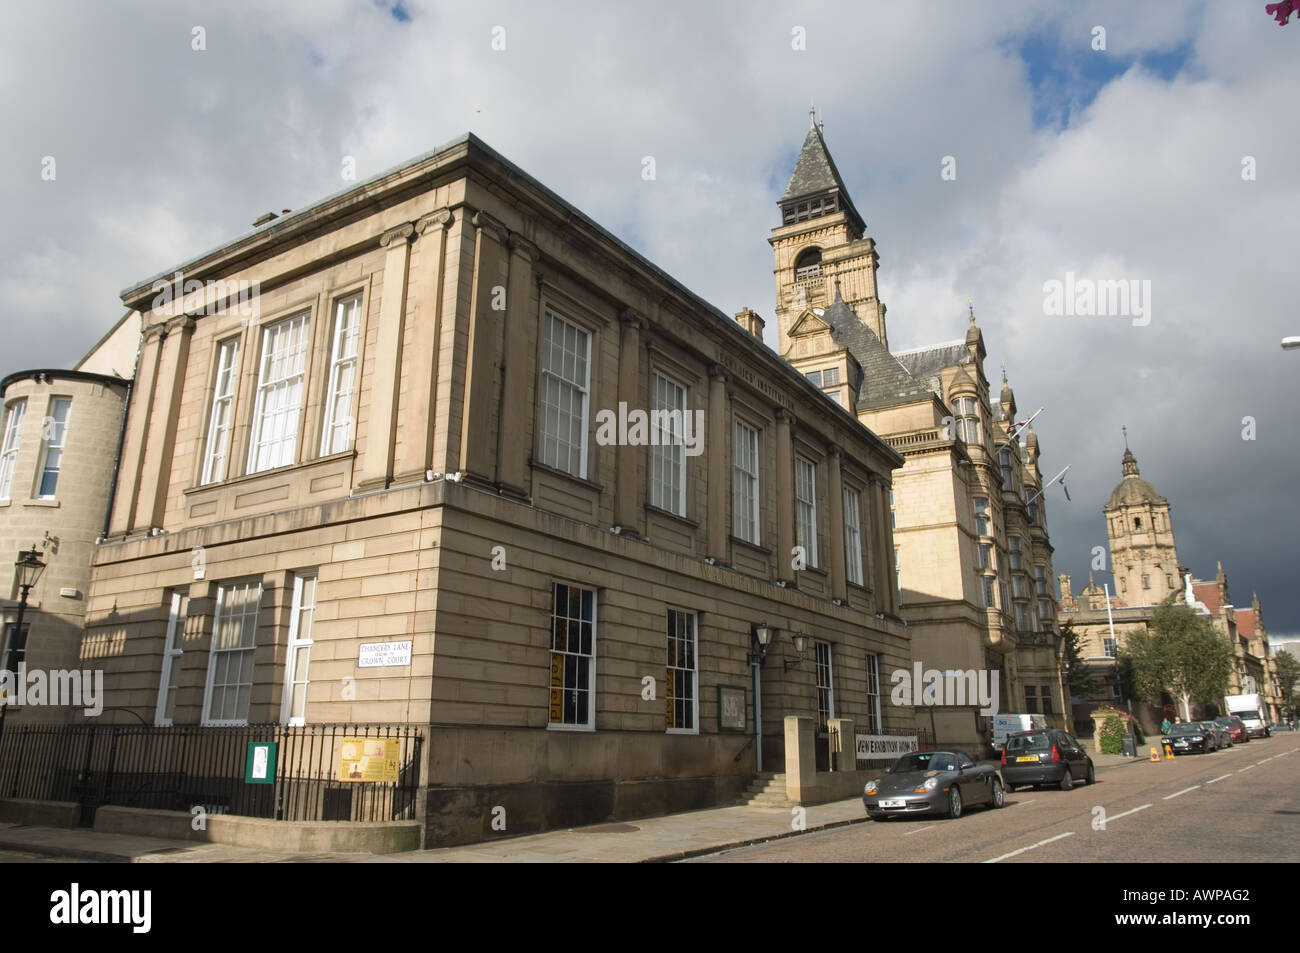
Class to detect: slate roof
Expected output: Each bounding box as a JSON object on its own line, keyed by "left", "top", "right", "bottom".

{"left": 816, "top": 289, "right": 935, "bottom": 411}
{"left": 780, "top": 124, "right": 866, "bottom": 231}
{"left": 894, "top": 341, "right": 970, "bottom": 396}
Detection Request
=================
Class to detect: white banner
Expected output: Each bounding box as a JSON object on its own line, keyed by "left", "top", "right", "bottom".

{"left": 855, "top": 734, "right": 918, "bottom": 761}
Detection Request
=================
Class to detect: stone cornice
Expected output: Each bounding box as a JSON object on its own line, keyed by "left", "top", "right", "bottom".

{"left": 470, "top": 210, "right": 509, "bottom": 245}
{"left": 415, "top": 208, "right": 453, "bottom": 234}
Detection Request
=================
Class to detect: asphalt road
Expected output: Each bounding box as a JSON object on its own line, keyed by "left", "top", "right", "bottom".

{"left": 690, "top": 735, "right": 1300, "bottom": 863}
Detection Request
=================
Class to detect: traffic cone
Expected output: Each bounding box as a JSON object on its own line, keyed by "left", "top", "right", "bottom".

{"left": 1164, "top": 743, "right": 1174, "bottom": 760}
{"left": 1149, "top": 746, "right": 1159, "bottom": 762}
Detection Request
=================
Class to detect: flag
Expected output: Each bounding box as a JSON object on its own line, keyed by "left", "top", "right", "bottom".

{"left": 1058, "top": 473, "right": 1071, "bottom": 501}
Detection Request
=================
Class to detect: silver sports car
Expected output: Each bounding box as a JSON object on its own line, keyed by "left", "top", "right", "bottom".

{"left": 862, "top": 749, "right": 1004, "bottom": 820}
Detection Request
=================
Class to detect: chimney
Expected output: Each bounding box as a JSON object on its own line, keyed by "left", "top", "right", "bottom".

{"left": 734, "top": 307, "right": 765, "bottom": 340}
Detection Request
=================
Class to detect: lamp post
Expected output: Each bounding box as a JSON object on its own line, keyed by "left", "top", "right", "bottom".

{"left": 748, "top": 624, "right": 774, "bottom": 772}
{"left": 1, "top": 546, "right": 45, "bottom": 730}
{"left": 1282, "top": 337, "right": 1300, "bottom": 350}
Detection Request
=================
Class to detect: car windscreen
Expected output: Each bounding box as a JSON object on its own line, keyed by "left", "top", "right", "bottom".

{"left": 1215, "top": 718, "right": 1235, "bottom": 725}
{"left": 1006, "top": 733, "right": 1052, "bottom": 751}
{"left": 1233, "top": 710, "right": 1261, "bottom": 720}
{"left": 889, "top": 753, "right": 953, "bottom": 773}
{"left": 1168, "top": 724, "right": 1201, "bottom": 735}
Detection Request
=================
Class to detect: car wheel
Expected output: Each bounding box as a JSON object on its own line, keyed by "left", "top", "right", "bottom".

{"left": 1085, "top": 761, "right": 1095, "bottom": 785}
{"left": 947, "top": 786, "right": 963, "bottom": 819}
{"left": 1059, "top": 766, "right": 1074, "bottom": 791}
{"left": 990, "top": 778, "right": 1004, "bottom": 809}
{"left": 1005, "top": 782, "right": 1017, "bottom": 793}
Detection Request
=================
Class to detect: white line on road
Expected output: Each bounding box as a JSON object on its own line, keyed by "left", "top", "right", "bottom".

{"left": 1163, "top": 785, "right": 1201, "bottom": 800}
{"left": 983, "top": 831, "right": 1075, "bottom": 864}
{"left": 1256, "top": 757, "right": 1274, "bottom": 765}
{"left": 1238, "top": 765, "right": 1256, "bottom": 773}
{"left": 1107, "top": 804, "right": 1152, "bottom": 822}
{"left": 902, "top": 825, "right": 935, "bottom": 836}
{"left": 1205, "top": 774, "right": 1232, "bottom": 785}
{"left": 1016, "top": 800, "right": 1037, "bottom": 807}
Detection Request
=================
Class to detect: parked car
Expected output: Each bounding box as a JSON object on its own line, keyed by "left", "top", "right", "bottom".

{"left": 1215, "top": 715, "right": 1249, "bottom": 744}
{"left": 1199, "top": 720, "right": 1230, "bottom": 750}
{"left": 1001, "top": 729, "right": 1094, "bottom": 791}
{"left": 1163, "top": 722, "right": 1214, "bottom": 754}
{"left": 991, "top": 713, "right": 1048, "bottom": 752}
{"left": 862, "top": 750, "right": 1003, "bottom": 820}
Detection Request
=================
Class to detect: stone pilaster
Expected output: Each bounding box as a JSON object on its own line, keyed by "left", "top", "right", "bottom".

{"left": 706, "top": 364, "right": 728, "bottom": 562}
{"left": 496, "top": 232, "right": 540, "bottom": 498}
{"left": 775, "top": 409, "right": 794, "bottom": 584}
{"left": 613, "top": 309, "right": 645, "bottom": 534}
{"left": 133, "top": 316, "right": 194, "bottom": 530}
{"left": 827, "top": 444, "right": 847, "bottom": 602}
{"left": 359, "top": 222, "right": 415, "bottom": 489}
{"left": 457, "top": 211, "right": 510, "bottom": 486}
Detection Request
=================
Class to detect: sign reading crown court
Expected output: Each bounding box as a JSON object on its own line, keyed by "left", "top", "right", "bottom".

{"left": 337, "top": 738, "right": 401, "bottom": 783}
{"left": 855, "top": 734, "right": 918, "bottom": 762}
{"left": 357, "top": 640, "right": 412, "bottom": 668}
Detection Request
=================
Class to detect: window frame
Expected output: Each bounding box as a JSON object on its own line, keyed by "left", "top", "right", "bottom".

{"left": 843, "top": 486, "right": 864, "bottom": 587}
{"left": 794, "top": 455, "right": 819, "bottom": 568}
{"left": 731, "top": 418, "right": 760, "bottom": 545}
{"left": 154, "top": 590, "right": 189, "bottom": 726}
{"left": 537, "top": 309, "right": 593, "bottom": 480}
{"left": 547, "top": 581, "right": 597, "bottom": 731}
{"left": 814, "top": 640, "right": 835, "bottom": 732}
{"left": 319, "top": 293, "right": 363, "bottom": 457}
{"left": 201, "top": 337, "right": 242, "bottom": 485}
{"left": 247, "top": 312, "right": 311, "bottom": 475}
{"left": 649, "top": 370, "right": 688, "bottom": 516}
{"left": 34, "top": 396, "right": 72, "bottom": 500}
{"left": 202, "top": 580, "right": 263, "bottom": 726}
{"left": 665, "top": 608, "right": 698, "bottom": 735}
{"left": 0, "top": 398, "right": 26, "bottom": 500}
{"left": 280, "top": 572, "right": 317, "bottom": 726}
{"left": 865, "top": 652, "right": 882, "bottom": 733}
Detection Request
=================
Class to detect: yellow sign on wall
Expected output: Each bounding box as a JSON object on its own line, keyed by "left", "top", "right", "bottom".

{"left": 338, "top": 738, "right": 400, "bottom": 783}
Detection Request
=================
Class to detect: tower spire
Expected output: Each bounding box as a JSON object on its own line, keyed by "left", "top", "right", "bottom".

{"left": 1122, "top": 424, "right": 1129, "bottom": 451}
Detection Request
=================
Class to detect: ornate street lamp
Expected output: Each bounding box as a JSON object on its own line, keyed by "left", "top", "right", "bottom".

{"left": 5, "top": 546, "right": 45, "bottom": 677}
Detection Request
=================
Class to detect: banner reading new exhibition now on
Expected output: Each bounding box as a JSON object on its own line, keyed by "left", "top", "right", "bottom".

{"left": 856, "top": 735, "right": 918, "bottom": 761}
{"left": 337, "top": 738, "right": 401, "bottom": 782}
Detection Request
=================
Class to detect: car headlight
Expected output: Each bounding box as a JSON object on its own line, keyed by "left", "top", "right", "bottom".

{"left": 864, "top": 780, "right": 878, "bottom": 795}
{"left": 913, "top": 777, "right": 939, "bottom": 792}
{"left": 1191, "top": 735, "right": 1203, "bottom": 742}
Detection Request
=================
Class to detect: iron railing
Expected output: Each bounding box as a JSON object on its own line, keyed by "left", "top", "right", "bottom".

{"left": 0, "top": 722, "right": 422, "bottom": 826}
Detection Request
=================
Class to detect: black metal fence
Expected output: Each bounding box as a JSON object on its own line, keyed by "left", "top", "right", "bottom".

{"left": 0, "top": 723, "right": 423, "bottom": 826}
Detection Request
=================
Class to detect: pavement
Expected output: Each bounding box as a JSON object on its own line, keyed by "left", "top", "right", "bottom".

{"left": 0, "top": 752, "right": 1149, "bottom": 864}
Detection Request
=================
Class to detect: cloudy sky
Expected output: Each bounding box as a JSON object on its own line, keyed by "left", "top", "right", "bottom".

{"left": 3, "top": 1, "right": 1297, "bottom": 634}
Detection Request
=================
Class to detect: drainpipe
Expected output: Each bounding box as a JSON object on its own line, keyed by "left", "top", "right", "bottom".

{"left": 752, "top": 659, "right": 763, "bottom": 773}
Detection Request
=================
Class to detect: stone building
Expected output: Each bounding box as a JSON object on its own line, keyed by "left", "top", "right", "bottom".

{"left": 1059, "top": 446, "right": 1280, "bottom": 729}
{"left": 1, "top": 313, "right": 137, "bottom": 722}
{"left": 84, "top": 132, "right": 910, "bottom": 843}
{"left": 767, "top": 114, "right": 1066, "bottom": 751}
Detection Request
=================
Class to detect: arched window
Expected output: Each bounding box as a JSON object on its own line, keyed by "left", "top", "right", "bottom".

{"left": 794, "top": 247, "right": 822, "bottom": 281}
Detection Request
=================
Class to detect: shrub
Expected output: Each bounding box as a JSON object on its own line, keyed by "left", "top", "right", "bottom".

{"left": 1098, "top": 714, "right": 1125, "bottom": 754}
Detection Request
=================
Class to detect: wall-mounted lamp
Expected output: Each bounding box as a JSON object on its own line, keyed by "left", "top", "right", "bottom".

{"left": 785, "top": 632, "right": 809, "bottom": 671}
{"left": 748, "top": 623, "right": 775, "bottom": 666}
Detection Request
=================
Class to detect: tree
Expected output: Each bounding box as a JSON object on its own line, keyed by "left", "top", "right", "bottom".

{"left": 1061, "top": 622, "right": 1104, "bottom": 699}
{"left": 1122, "top": 604, "right": 1233, "bottom": 721}
{"left": 1275, "top": 649, "right": 1300, "bottom": 718}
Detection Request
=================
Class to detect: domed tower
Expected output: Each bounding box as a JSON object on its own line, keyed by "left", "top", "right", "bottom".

{"left": 1104, "top": 437, "right": 1181, "bottom": 605}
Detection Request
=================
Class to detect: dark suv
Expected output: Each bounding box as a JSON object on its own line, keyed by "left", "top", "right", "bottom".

{"left": 1001, "top": 729, "right": 1095, "bottom": 791}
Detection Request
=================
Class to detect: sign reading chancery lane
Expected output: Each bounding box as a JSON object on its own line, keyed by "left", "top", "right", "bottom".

{"left": 358, "top": 640, "right": 412, "bottom": 668}
{"left": 855, "top": 734, "right": 918, "bottom": 761}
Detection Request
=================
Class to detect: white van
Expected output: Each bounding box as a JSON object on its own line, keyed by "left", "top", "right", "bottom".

{"left": 992, "top": 713, "right": 1048, "bottom": 750}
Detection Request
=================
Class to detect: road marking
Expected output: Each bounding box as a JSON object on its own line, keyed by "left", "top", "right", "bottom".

{"left": 1256, "top": 757, "right": 1273, "bottom": 765}
{"left": 902, "top": 825, "right": 935, "bottom": 836}
{"left": 983, "top": 831, "right": 1075, "bottom": 864}
{"left": 1107, "top": 804, "right": 1152, "bottom": 822}
{"left": 1205, "top": 774, "right": 1232, "bottom": 785}
{"left": 1238, "top": 765, "right": 1256, "bottom": 773}
{"left": 1163, "top": 785, "right": 1200, "bottom": 800}
{"left": 1016, "top": 800, "right": 1037, "bottom": 807}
